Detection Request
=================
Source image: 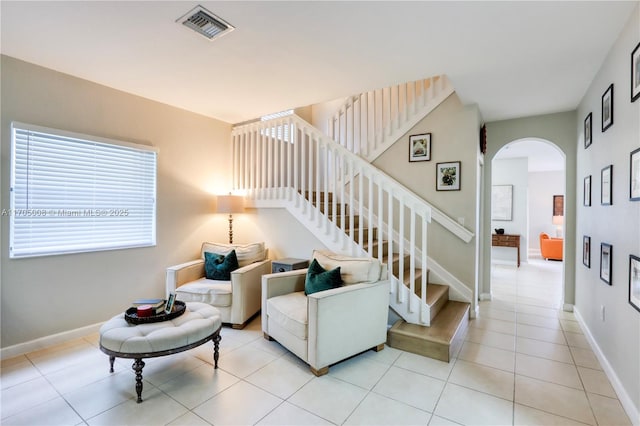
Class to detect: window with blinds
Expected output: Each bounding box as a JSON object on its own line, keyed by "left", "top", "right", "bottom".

{"left": 9, "top": 122, "right": 157, "bottom": 258}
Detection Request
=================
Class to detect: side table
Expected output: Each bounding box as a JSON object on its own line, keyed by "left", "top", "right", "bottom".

{"left": 272, "top": 258, "right": 309, "bottom": 273}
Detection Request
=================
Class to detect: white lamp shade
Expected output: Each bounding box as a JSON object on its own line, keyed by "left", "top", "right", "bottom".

{"left": 552, "top": 215, "right": 564, "bottom": 226}
{"left": 216, "top": 195, "right": 244, "bottom": 214}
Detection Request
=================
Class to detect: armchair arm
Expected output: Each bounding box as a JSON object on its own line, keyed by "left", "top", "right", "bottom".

{"left": 261, "top": 269, "right": 307, "bottom": 335}
{"left": 229, "top": 259, "right": 272, "bottom": 324}
{"left": 166, "top": 259, "right": 205, "bottom": 296}
{"left": 307, "top": 280, "right": 390, "bottom": 370}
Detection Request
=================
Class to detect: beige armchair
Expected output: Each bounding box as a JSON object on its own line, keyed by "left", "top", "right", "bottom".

{"left": 166, "top": 242, "right": 271, "bottom": 329}
{"left": 262, "top": 250, "right": 389, "bottom": 376}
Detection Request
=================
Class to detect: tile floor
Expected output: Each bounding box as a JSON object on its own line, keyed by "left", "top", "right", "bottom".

{"left": 1, "top": 258, "right": 633, "bottom": 425}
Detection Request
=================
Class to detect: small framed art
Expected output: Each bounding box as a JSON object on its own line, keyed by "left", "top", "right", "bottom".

{"left": 632, "top": 42, "right": 640, "bottom": 102}
{"left": 436, "top": 161, "right": 460, "bottom": 191}
{"left": 600, "top": 243, "right": 612, "bottom": 285}
{"left": 601, "top": 165, "right": 613, "bottom": 206}
{"left": 584, "top": 175, "right": 591, "bottom": 206}
{"left": 584, "top": 113, "right": 592, "bottom": 148}
{"left": 630, "top": 147, "right": 640, "bottom": 201}
{"left": 165, "top": 293, "right": 176, "bottom": 314}
{"left": 601, "top": 84, "right": 614, "bottom": 132}
{"left": 409, "top": 133, "right": 431, "bottom": 162}
{"left": 629, "top": 255, "right": 640, "bottom": 312}
{"left": 583, "top": 236, "right": 591, "bottom": 268}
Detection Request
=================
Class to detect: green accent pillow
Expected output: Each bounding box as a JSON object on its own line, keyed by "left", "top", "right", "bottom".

{"left": 305, "top": 258, "right": 343, "bottom": 295}
{"left": 204, "top": 250, "right": 239, "bottom": 280}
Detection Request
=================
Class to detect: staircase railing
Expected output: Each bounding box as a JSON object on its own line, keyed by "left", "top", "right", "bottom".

{"left": 327, "top": 75, "right": 454, "bottom": 162}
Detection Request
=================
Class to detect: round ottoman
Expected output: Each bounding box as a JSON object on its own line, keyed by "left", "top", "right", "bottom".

{"left": 99, "top": 302, "right": 222, "bottom": 403}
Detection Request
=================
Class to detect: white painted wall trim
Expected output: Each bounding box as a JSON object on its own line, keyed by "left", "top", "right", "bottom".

{"left": 479, "top": 292, "right": 492, "bottom": 301}
{"left": 562, "top": 303, "right": 574, "bottom": 312}
{"left": 574, "top": 307, "right": 639, "bottom": 426}
{"left": 1, "top": 322, "right": 103, "bottom": 360}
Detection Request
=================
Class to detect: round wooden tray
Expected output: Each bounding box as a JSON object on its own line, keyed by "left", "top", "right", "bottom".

{"left": 124, "top": 300, "right": 186, "bottom": 324}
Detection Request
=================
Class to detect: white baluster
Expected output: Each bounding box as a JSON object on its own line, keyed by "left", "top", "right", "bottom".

{"left": 421, "top": 211, "right": 428, "bottom": 323}
{"left": 368, "top": 173, "right": 373, "bottom": 257}
{"left": 387, "top": 188, "right": 394, "bottom": 296}
{"left": 378, "top": 177, "right": 384, "bottom": 265}
{"left": 398, "top": 197, "right": 405, "bottom": 305}
{"left": 409, "top": 206, "right": 415, "bottom": 313}
{"left": 348, "top": 159, "right": 355, "bottom": 254}
{"left": 358, "top": 167, "right": 364, "bottom": 248}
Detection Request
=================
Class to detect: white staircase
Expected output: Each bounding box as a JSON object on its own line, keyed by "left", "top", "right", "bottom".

{"left": 231, "top": 112, "right": 473, "bottom": 326}
{"left": 327, "top": 75, "right": 454, "bottom": 163}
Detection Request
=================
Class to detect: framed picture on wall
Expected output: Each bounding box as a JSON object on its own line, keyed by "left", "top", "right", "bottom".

{"left": 600, "top": 243, "right": 613, "bottom": 285}
{"left": 492, "top": 184, "right": 513, "bottom": 220}
{"left": 601, "top": 165, "right": 613, "bottom": 206}
{"left": 629, "top": 255, "right": 640, "bottom": 312}
{"left": 630, "top": 147, "right": 640, "bottom": 201}
{"left": 584, "top": 175, "right": 592, "bottom": 206}
{"left": 583, "top": 236, "right": 591, "bottom": 268}
{"left": 632, "top": 42, "right": 640, "bottom": 102}
{"left": 436, "top": 161, "right": 460, "bottom": 191}
{"left": 409, "top": 133, "right": 431, "bottom": 162}
{"left": 601, "top": 84, "right": 614, "bottom": 132}
{"left": 584, "top": 113, "right": 592, "bottom": 148}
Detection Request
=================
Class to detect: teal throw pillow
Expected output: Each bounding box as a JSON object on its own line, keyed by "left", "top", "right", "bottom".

{"left": 204, "top": 250, "right": 239, "bottom": 280}
{"left": 305, "top": 258, "right": 343, "bottom": 295}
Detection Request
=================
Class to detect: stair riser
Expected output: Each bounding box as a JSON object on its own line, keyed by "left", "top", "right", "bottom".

{"left": 346, "top": 227, "right": 378, "bottom": 242}
{"left": 366, "top": 241, "right": 389, "bottom": 258}
{"left": 303, "top": 191, "right": 333, "bottom": 203}
{"left": 330, "top": 215, "right": 359, "bottom": 228}
{"left": 316, "top": 203, "right": 349, "bottom": 215}
{"left": 391, "top": 255, "right": 411, "bottom": 276}
{"left": 387, "top": 332, "right": 450, "bottom": 362}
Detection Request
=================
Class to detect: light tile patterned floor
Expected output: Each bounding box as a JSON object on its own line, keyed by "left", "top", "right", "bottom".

{"left": 0, "top": 258, "right": 633, "bottom": 425}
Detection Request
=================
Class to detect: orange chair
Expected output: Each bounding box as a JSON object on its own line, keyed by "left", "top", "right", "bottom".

{"left": 540, "top": 233, "right": 563, "bottom": 260}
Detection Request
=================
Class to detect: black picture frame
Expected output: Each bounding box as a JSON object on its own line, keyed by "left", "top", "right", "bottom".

{"left": 600, "top": 243, "right": 612, "bottom": 285}
{"left": 409, "top": 133, "right": 431, "bottom": 162}
{"left": 632, "top": 42, "right": 640, "bottom": 102}
{"left": 584, "top": 113, "right": 592, "bottom": 148}
{"left": 584, "top": 175, "right": 592, "bottom": 206}
{"left": 601, "top": 165, "right": 613, "bottom": 206}
{"left": 629, "top": 255, "right": 640, "bottom": 312}
{"left": 630, "top": 147, "right": 640, "bottom": 201}
{"left": 436, "top": 161, "right": 461, "bottom": 191}
{"left": 601, "top": 84, "right": 614, "bottom": 132}
{"left": 583, "top": 236, "right": 591, "bottom": 268}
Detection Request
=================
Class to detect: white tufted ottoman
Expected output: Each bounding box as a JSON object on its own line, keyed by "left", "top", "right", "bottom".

{"left": 99, "top": 302, "right": 222, "bottom": 403}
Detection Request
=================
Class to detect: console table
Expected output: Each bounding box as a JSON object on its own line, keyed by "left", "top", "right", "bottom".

{"left": 492, "top": 234, "right": 520, "bottom": 267}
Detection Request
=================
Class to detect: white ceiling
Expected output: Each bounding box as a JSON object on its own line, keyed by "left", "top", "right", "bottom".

{"left": 1, "top": 1, "right": 637, "bottom": 124}
{"left": 494, "top": 139, "right": 565, "bottom": 172}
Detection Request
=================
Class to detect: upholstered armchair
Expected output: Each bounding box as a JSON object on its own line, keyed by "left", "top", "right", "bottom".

{"left": 262, "top": 250, "right": 389, "bottom": 376}
{"left": 166, "top": 242, "right": 271, "bottom": 329}
{"left": 540, "top": 233, "right": 563, "bottom": 261}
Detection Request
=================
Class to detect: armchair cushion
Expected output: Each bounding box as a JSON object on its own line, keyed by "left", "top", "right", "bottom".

{"left": 175, "top": 278, "right": 232, "bottom": 307}
{"left": 204, "top": 250, "right": 239, "bottom": 280}
{"left": 305, "top": 259, "right": 343, "bottom": 295}
{"left": 313, "top": 249, "right": 382, "bottom": 284}
{"left": 266, "top": 291, "right": 308, "bottom": 339}
{"left": 201, "top": 242, "right": 266, "bottom": 267}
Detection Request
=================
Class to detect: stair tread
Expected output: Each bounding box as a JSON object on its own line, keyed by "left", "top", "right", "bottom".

{"left": 389, "top": 301, "right": 470, "bottom": 345}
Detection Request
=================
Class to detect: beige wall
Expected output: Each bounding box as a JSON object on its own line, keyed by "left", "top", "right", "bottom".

{"left": 373, "top": 94, "right": 480, "bottom": 291}
{"left": 0, "top": 56, "right": 236, "bottom": 347}
{"left": 575, "top": 4, "right": 640, "bottom": 414}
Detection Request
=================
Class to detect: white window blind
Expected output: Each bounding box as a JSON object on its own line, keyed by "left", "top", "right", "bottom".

{"left": 10, "top": 122, "right": 157, "bottom": 258}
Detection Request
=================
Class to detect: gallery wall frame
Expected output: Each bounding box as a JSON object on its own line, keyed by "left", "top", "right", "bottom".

{"left": 584, "top": 175, "right": 592, "bottom": 206}
{"left": 436, "top": 161, "right": 460, "bottom": 191}
{"left": 409, "top": 133, "right": 431, "bottom": 162}
{"left": 632, "top": 42, "right": 640, "bottom": 102}
{"left": 583, "top": 236, "right": 591, "bottom": 268}
{"left": 602, "top": 84, "right": 614, "bottom": 132}
{"left": 600, "top": 243, "right": 613, "bottom": 285}
{"left": 553, "top": 195, "right": 564, "bottom": 216}
{"left": 492, "top": 184, "right": 513, "bottom": 221}
{"left": 630, "top": 147, "right": 640, "bottom": 201}
{"left": 584, "top": 112, "right": 592, "bottom": 148}
{"left": 629, "top": 255, "right": 640, "bottom": 312}
{"left": 601, "top": 165, "right": 613, "bottom": 206}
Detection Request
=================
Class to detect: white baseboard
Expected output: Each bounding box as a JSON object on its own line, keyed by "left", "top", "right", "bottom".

{"left": 573, "top": 307, "right": 640, "bottom": 426}
{"left": 469, "top": 305, "right": 479, "bottom": 319}
{"left": 0, "top": 322, "right": 103, "bottom": 360}
{"left": 562, "top": 303, "right": 574, "bottom": 312}
{"left": 479, "top": 293, "right": 492, "bottom": 301}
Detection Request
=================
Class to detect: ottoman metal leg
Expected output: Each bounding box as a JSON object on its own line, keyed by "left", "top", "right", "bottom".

{"left": 132, "top": 358, "right": 145, "bottom": 403}
{"left": 109, "top": 356, "right": 115, "bottom": 373}
{"left": 213, "top": 332, "right": 221, "bottom": 369}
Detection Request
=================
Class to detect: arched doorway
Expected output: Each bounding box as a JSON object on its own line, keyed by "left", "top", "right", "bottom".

{"left": 489, "top": 138, "right": 566, "bottom": 308}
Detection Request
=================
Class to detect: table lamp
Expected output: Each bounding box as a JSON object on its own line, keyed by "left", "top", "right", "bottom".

{"left": 216, "top": 194, "right": 244, "bottom": 244}
{"left": 552, "top": 215, "right": 564, "bottom": 238}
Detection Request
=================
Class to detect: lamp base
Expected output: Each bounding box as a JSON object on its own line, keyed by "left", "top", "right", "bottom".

{"left": 228, "top": 214, "right": 234, "bottom": 244}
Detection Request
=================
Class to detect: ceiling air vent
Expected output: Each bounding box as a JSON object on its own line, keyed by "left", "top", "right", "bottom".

{"left": 177, "top": 5, "right": 234, "bottom": 41}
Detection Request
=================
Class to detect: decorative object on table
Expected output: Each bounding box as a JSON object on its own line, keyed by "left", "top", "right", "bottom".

{"left": 136, "top": 305, "right": 154, "bottom": 317}
{"left": 631, "top": 42, "right": 640, "bottom": 102}
{"left": 583, "top": 236, "right": 591, "bottom": 268}
{"left": 552, "top": 215, "right": 564, "bottom": 238}
{"left": 132, "top": 298, "right": 165, "bottom": 313}
{"left": 409, "top": 133, "right": 431, "bottom": 162}
{"left": 272, "top": 258, "right": 309, "bottom": 273}
{"left": 494, "top": 228, "right": 505, "bottom": 235}
{"left": 479, "top": 124, "right": 487, "bottom": 155}
{"left": 125, "top": 300, "right": 186, "bottom": 324}
{"left": 584, "top": 112, "right": 592, "bottom": 148}
{"left": 629, "top": 255, "right": 640, "bottom": 312}
{"left": 584, "top": 175, "right": 592, "bottom": 206}
{"left": 601, "top": 83, "right": 614, "bottom": 132}
{"left": 165, "top": 293, "right": 176, "bottom": 314}
{"left": 601, "top": 165, "right": 613, "bottom": 206}
{"left": 216, "top": 193, "right": 245, "bottom": 244}
{"left": 600, "top": 243, "right": 613, "bottom": 285}
{"left": 491, "top": 184, "right": 513, "bottom": 221}
{"left": 630, "top": 147, "right": 640, "bottom": 201}
{"left": 436, "top": 161, "right": 460, "bottom": 191}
